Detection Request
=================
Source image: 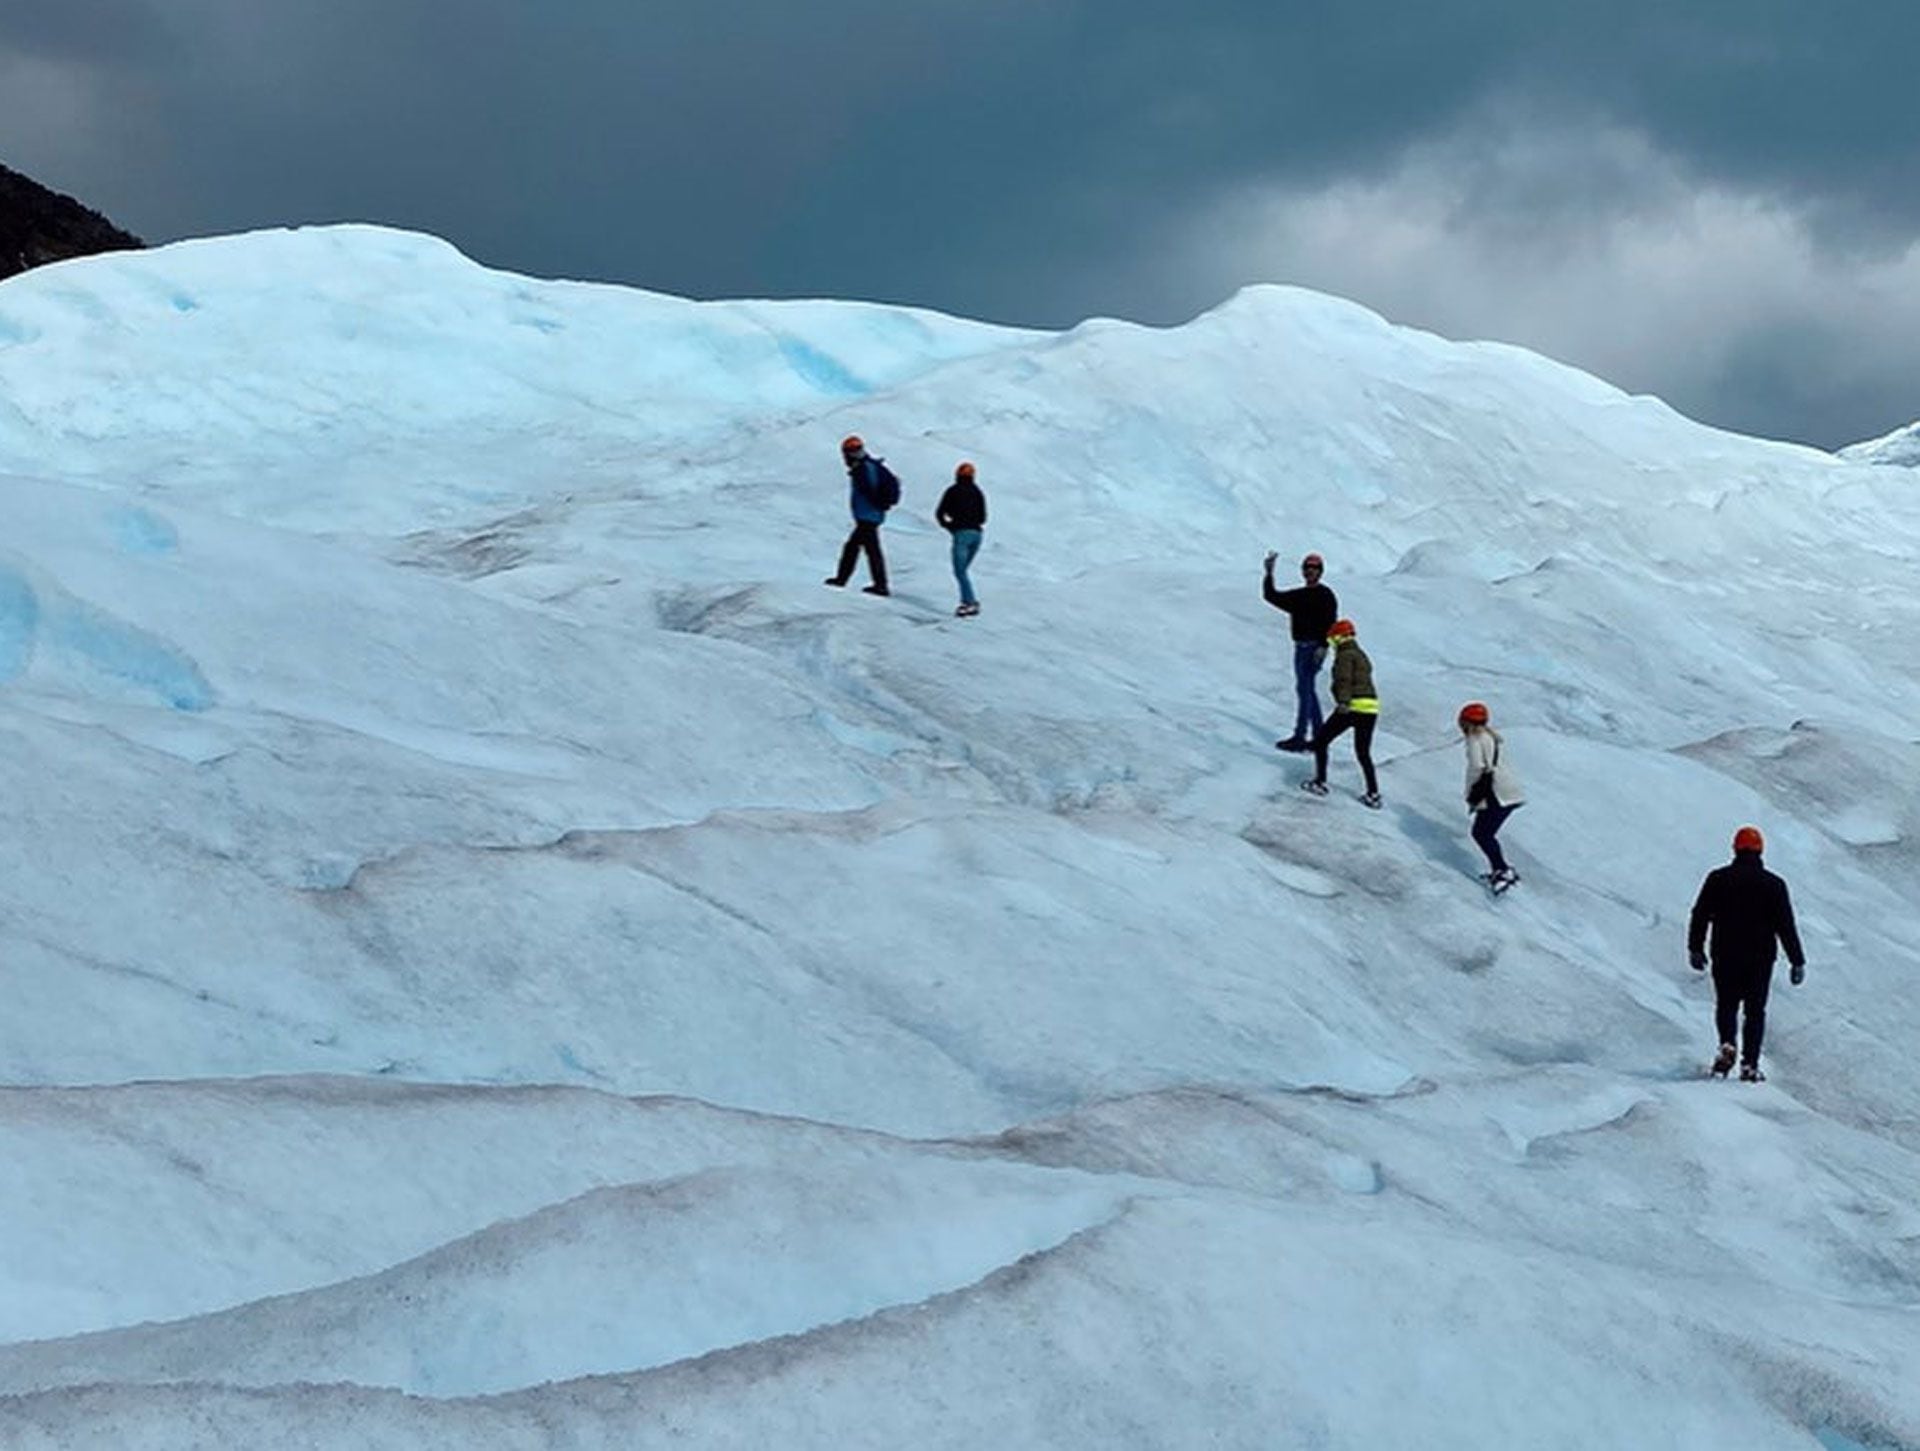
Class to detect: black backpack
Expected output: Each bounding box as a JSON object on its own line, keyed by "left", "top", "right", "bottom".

{"left": 868, "top": 459, "right": 902, "bottom": 510}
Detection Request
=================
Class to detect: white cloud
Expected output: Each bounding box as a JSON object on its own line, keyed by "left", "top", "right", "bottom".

{"left": 1180, "top": 120, "right": 1920, "bottom": 445}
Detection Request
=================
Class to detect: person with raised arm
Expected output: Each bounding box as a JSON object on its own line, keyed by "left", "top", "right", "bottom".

{"left": 1263, "top": 550, "right": 1337, "bottom": 752}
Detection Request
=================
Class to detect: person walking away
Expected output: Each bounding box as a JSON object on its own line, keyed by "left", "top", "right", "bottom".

{"left": 825, "top": 435, "right": 897, "bottom": 596}
{"left": 1264, "top": 551, "right": 1338, "bottom": 751}
{"left": 936, "top": 461, "right": 987, "bottom": 617}
{"left": 1300, "top": 619, "right": 1380, "bottom": 807}
{"left": 1689, "top": 825, "right": 1805, "bottom": 1082}
{"left": 1459, "top": 701, "right": 1524, "bottom": 893}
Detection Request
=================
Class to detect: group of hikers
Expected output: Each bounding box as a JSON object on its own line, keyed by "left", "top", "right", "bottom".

{"left": 824, "top": 435, "right": 986, "bottom": 617}
{"left": 1263, "top": 548, "right": 1525, "bottom": 886}
{"left": 823, "top": 435, "right": 1808, "bottom": 1082}
{"left": 1265, "top": 545, "right": 1807, "bottom": 1082}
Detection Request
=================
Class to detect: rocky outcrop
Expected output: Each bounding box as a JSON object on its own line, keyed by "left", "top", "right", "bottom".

{"left": 0, "top": 161, "right": 144, "bottom": 280}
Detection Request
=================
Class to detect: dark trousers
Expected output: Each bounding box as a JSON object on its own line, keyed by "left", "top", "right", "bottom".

{"left": 1312, "top": 711, "right": 1378, "bottom": 793}
{"left": 1471, "top": 802, "right": 1517, "bottom": 873}
{"left": 833, "top": 520, "right": 888, "bottom": 590}
{"left": 1712, "top": 959, "right": 1775, "bottom": 1066}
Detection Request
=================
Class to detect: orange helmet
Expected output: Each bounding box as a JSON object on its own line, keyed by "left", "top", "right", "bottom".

{"left": 1302, "top": 552, "right": 1324, "bottom": 570}
{"left": 1457, "top": 701, "right": 1490, "bottom": 727}
{"left": 1327, "top": 619, "right": 1356, "bottom": 640}
{"left": 956, "top": 461, "right": 976, "bottom": 479}
{"left": 840, "top": 434, "right": 865, "bottom": 454}
{"left": 1733, "top": 825, "right": 1765, "bottom": 854}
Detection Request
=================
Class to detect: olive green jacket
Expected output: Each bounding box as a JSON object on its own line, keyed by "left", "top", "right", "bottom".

{"left": 1330, "top": 638, "right": 1378, "bottom": 712}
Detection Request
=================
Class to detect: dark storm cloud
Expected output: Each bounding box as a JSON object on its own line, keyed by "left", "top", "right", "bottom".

{"left": 0, "top": 0, "right": 173, "bottom": 63}
{"left": 1521, "top": 3, "right": 1920, "bottom": 237}
{"left": 7, "top": 0, "right": 1055, "bottom": 292}
{"left": 3, "top": 2, "right": 1917, "bottom": 446}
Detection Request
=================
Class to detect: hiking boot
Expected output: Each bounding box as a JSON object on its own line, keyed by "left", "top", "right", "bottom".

{"left": 861, "top": 584, "right": 890, "bottom": 597}
{"left": 955, "top": 601, "right": 980, "bottom": 617}
{"left": 1710, "top": 1043, "right": 1737, "bottom": 1078}
{"left": 824, "top": 576, "right": 847, "bottom": 587}
{"left": 1360, "top": 791, "right": 1382, "bottom": 809}
{"left": 1275, "top": 735, "right": 1310, "bottom": 752}
{"left": 1739, "top": 1062, "right": 1765, "bottom": 1084}
{"left": 1299, "top": 779, "right": 1329, "bottom": 796}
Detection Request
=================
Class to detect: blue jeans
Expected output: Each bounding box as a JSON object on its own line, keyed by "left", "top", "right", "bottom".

{"left": 950, "top": 529, "right": 982, "bottom": 605}
{"left": 1291, "top": 641, "right": 1326, "bottom": 739}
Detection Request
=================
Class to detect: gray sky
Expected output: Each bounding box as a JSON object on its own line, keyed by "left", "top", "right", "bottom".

{"left": 4, "top": 1, "right": 1917, "bottom": 448}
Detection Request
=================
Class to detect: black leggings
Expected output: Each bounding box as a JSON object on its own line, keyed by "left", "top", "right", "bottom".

{"left": 1712, "top": 959, "right": 1775, "bottom": 1066}
{"left": 1472, "top": 802, "right": 1517, "bottom": 873}
{"left": 1312, "top": 712, "right": 1378, "bottom": 794}
{"left": 833, "top": 520, "right": 888, "bottom": 589}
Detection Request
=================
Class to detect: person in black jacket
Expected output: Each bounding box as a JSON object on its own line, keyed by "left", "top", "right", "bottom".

{"left": 1263, "top": 550, "right": 1338, "bottom": 751}
{"left": 935, "top": 461, "right": 987, "bottom": 617}
{"left": 1688, "top": 825, "right": 1806, "bottom": 1081}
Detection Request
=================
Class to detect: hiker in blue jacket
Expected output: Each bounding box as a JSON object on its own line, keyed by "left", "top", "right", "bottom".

{"left": 825, "top": 434, "right": 893, "bottom": 596}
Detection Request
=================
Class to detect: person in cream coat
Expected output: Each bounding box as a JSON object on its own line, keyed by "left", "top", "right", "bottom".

{"left": 1459, "top": 701, "right": 1523, "bottom": 892}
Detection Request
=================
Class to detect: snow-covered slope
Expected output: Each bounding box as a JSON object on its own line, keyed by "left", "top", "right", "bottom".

{"left": 0, "top": 226, "right": 1037, "bottom": 532}
{"left": 1842, "top": 419, "right": 1920, "bottom": 467}
{"left": 2, "top": 228, "right": 1917, "bottom": 1450}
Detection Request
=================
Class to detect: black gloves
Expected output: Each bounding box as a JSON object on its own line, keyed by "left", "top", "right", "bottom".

{"left": 1689, "top": 949, "right": 1707, "bottom": 972}
{"left": 1790, "top": 963, "right": 1805, "bottom": 987}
